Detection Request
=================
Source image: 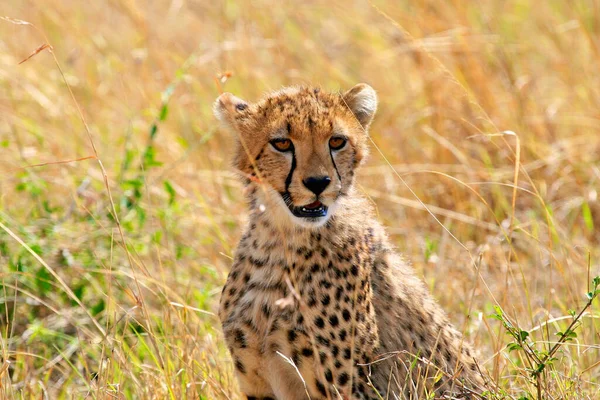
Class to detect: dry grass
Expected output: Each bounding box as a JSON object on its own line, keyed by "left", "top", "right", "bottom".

{"left": 1, "top": 0, "right": 599, "bottom": 399}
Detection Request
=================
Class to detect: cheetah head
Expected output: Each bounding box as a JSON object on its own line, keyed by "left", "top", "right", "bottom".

{"left": 214, "top": 84, "right": 377, "bottom": 228}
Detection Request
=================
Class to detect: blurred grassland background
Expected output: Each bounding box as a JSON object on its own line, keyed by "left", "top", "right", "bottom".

{"left": 1, "top": 0, "right": 600, "bottom": 398}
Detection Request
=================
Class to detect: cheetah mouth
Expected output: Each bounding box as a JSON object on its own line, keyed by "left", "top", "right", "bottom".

{"left": 290, "top": 199, "right": 328, "bottom": 218}
{"left": 280, "top": 193, "right": 329, "bottom": 219}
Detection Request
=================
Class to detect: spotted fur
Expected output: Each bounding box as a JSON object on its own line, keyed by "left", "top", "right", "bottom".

{"left": 214, "top": 85, "right": 483, "bottom": 399}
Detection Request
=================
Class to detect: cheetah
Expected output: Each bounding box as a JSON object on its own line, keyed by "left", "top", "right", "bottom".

{"left": 214, "top": 84, "right": 484, "bottom": 399}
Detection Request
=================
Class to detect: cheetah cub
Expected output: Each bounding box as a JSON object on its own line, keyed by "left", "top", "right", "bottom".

{"left": 215, "top": 84, "right": 483, "bottom": 399}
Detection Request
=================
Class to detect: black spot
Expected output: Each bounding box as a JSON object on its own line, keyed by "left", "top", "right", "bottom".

{"left": 302, "top": 347, "right": 314, "bottom": 357}
{"left": 339, "top": 329, "right": 347, "bottom": 341}
{"left": 261, "top": 304, "right": 271, "bottom": 317}
{"left": 338, "top": 372, "right": 349, "bottom": 386}
{"left": 311, "top": 263, "right": 320, "bottom": 273}
{"left": 307, "top": 289, "right": 317, "bottom": 307}
{"left": 296, "top": 246, "right": 306, "bottom": 256}
{"left": 249, "top": 256, "right": 266, "bottom": 268}
{"left": 333, "top": 267, "right": 343, "bottom": 278}
{"left": 342, "top": 309, "right": 351, "bottom": 321}
{"left": 312, "top": 244, "right": 325, "bottom": 258}
{"left": 334, "top": 360, "right": 342, "bottom": 368}
{"left": 315, "top": 317, "right": 325, "bottom": 329}
{"left": 445, "top": 350, "right": 452, "bottom": 363}
{"left": 316, "top": 335, "right": 330, "bottom": 346}
{"left": 268, "top": 320, "right": 280, "bottom": 335}
{"left": 235, "top": 359, "right": 246, "bottom": 374}
{"left": 331, "top": 345, "right": 339, "bottom": 358}
{"left": 325, "top": 369, "right": 333, "bottom": 383}
{"left": 315, "top": 380, "right": 327, "bottom": 396}
{"left": 288, "top": 330, "right": 297, "bottom": 342}
{"left": 358, "top": 366, "right": 367, "bottom": 378}
{"left": 321, "top": 294, "right": 330, "bottom": 306}
{"left": 292, "top": 349, "right": 301, "bottom": 366}
{"left": 281, "top": 309, "right": 293, "bottom": 322}
{"left": 343, "top": 348, "right": 351, "bottom": 359}
{"left": 233, "top": 329, "right": 247, "bottom": 348}
{"left": 319, "top": 351, "right": 327, "bottom": 364}
{"left": 350, "top": 264, "right": 359, "bottom": 276}
{"left": 319, "top": 280, "right": 332, "bottom": 289}
{"left": 328, "top": 314, "right": 339, "bottom": 327}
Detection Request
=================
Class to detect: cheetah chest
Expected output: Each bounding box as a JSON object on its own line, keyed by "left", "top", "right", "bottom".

{"left": 219, "top": 243, "right": 381, "bottom": 398}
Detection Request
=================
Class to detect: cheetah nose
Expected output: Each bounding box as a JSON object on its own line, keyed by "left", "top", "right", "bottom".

{"left": 302, "top": 176, "right": 331, "bottom": 196}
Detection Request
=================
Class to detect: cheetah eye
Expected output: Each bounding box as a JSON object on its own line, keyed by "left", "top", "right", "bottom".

{"left": 329, "top": 136, "right": 347, "bottom": 150}
{"left": 270, "top": 138, "right": 293, "bottom": 152}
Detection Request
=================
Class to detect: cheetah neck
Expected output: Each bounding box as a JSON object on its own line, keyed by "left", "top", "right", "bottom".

{"left": 238, "top": 192, "right": 384, "bottom": 275}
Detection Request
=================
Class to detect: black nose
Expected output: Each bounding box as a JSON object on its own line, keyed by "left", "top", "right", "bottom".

{"left": 303, "top": 176, "right": 331, "bottom": 196}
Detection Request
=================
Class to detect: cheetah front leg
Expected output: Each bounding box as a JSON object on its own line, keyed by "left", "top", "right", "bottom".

{"left": 265, "top": 353, "right": 314, "bottom": 400}
{"left": 235, "top": 369, "right": 274, "bottom": 400}
{"left": 226, "top": 342, "right": 276, "bottom": 399}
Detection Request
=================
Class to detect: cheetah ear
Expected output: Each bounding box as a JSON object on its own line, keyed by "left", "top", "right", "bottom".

{"left": 342, "top": 83, "right": 378, "bottom": 130}
{"left": 213, "top": 92, "right": 249, "bottom": 129}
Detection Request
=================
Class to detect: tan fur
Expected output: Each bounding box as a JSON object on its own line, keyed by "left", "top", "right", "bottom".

{"left": 215, "top": 85, "right": 484, "bottom": 399}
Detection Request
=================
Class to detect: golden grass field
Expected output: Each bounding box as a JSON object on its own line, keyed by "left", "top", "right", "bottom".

{"left": 1, "top": 0, "right": 600, "bottom": 398}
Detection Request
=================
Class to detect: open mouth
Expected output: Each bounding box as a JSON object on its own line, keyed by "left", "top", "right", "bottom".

{"left": 290, "top": 199, "right": 328, "bottom": 218}
{"left": 281, "top": 193, "right": 329, "bottom": 219}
